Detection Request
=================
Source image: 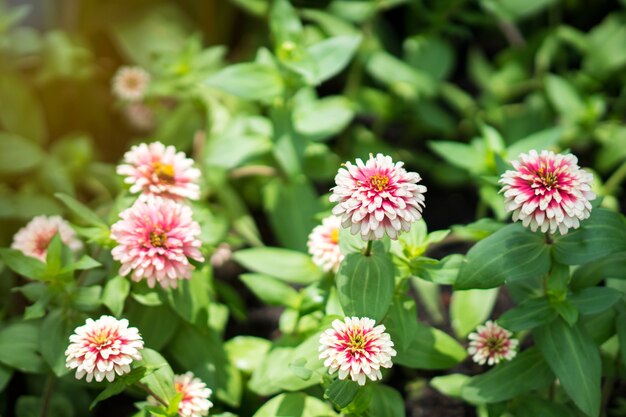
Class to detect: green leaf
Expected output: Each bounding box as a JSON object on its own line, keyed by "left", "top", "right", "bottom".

{"left": 72, "top": 285, "right": 102, "bottom": 312}
{"left": 90, "top": 378, "right": 128, "bottom": 409}
{"left": 203, "top": 63, "right": 283, "bottom": 101}
{"left": 233, "top": 247, "right": 322, "bottom": 284}
{"left": 462, "top": 348, "right": 554, "bottom": 404}
{"left": 384, "top": 297, "right": 419, "bottom": 353}
{"left": 364, "top": 385, "right": 405, "bottom": 417}
{"left": 551, "top": 209, "right": 626, "bottom": 265}
{"left": 102, "top": 275, "right": 131, "bottom": 317}
{"left": 508, "top": 396, "right": 577, "bottom": 417}
{"left": 0, "top": 363, "right": 13, "bottom": 393}
{"left": 16, "top": 395, "right": 74, "bottom": 417}
{"left": 224, "top": 336, "right": 271, "bottom": 374}
{"left": 0, "top": 70, "right": 46, "bottom": 144}
{"left": 294, "top": 96, "right": 354, "bottom": 141}
{"left": 125, "top": 301, "right": 179, "bottom": 350}
{"left": 0, "top": 249, "right": 46, "bottom": 280}
{"left": 616, "top": 311, "right": 626, "bottom": 365}
{"left": 430, "top": 374, "right": 471, "bottom": 399}
{"left": 39, "top": 310, "right": 78, "bottom": 376}
{"left": 306, "top": 35, "right": 362, "bottom": 84}
{"left": 270, "top": 0, "right": 303, "bottom": 47}
{"left": 534, "top": 319, "right": 601, "bottom": 417}
{"left": 325, "top": 379, "right": 359, "bottom": 409}
{"left": 336, "top": 245, "right": 395, "bottom": 322}
{"left": 550, "top": 299, "right": 578, "bottom": 326}
{"left": 136, "top": 349, "right": 176, "bottom": 405}
{"left": 428, "top": 141, "right": 484, "bottom": 174}
{"left": 0, "top": 133, "right": 44, "bottom": 175}
{"left": 568, "top": 287, "right": 621, "bottom": 316}
{"left": 455, "top": 223, "right": 551, "bottom": 290}
{"left": 0, "top": 321, "right": 46, "bottom": 373}
{"left": 450, "top": 289, "right": 499, "bottom": 338}
{"left": 366, "top": 51, "right": 436, "bottom": 99}
{"left": 571, "top": 251, "right": 626, "bottom": 290}
{"left": 497, "top": 297, "right": 557, "bottom": 331}
{"left": 55, "top": 193, "right": 107, "bottom": 228}
{"left": 506, "top": 127, "right": 562, "bottom": 159}
{"left": 252, "top": 393, "right": 337, "bottom": 417}
{"left": 394, "top": 322, "right": 467, "bottom": 369}
{"left": 544, "top": 74, "right": 585, "bottom": 124}
{"left": 240, "top": 273, "right": 300, "bottom": 308}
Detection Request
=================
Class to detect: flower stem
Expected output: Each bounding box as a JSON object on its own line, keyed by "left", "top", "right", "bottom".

{"left": 605, "top": 159, "right": 626, "bottom": 195}
{"left": 39, "top": 374, "right": 55, "bottom": 417}
{"left": 136, "top": 382, "right": 168, "bottom": 408}
{"left": 363, "top": 240, "right": 373, "bottom": 257}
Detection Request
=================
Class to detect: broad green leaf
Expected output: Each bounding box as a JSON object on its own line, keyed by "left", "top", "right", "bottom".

{"left": 270, "top": 103, "right": 304, "bottom": 179}
{"left": 0, "top": 321, "right": 46, "bottom": 373}
{"left": 569, "top": 287, "right": 621, "bottom": 316}
{"left": 364, "top": 385, "right": 405, "bottom": 417}
{"left": 306, "top": 35, "right": 362, "bottom": 84}
{"left": 384, "top": 297, "right": 419, "bottom": 353}
{"left": 506, "top": 127, "right": 562, "bottom": 159}
{"left": 16, "top": 395, "right": 74, "bottom": 417}
{"left": 55, "top": 193, "right": 107, "bottom": 228}
{"left": 39, "top": 310, "right": 78, "bottom": 376}
{"left": 497, "top": 297, "right": 557, "bottom": 331}
{"left": 462, "top": 348, "right": 554, "bottom": 404}
{"left": 300, "top": 9, "right": 359, "bottom": 37}
{"left": 0, "top": 70, "right": 46, "bottom": 143}
{"left": 509, "top": 396, "right": 577, "bottom": 417}
{"left": 551, "top": 209, "right": 626, "bottom": 265}
{"left": 395, "top": 322, "right": 467, "bottom": 369}
{"left": 450, "top": 289, "right": 499, "bottom": 338}
{"left": 366, "top": 51, "right": 435, "bottom": 99}
{"left": 404, "top": 35, "right": 454, "bottom": 81}
{"left": 534, "top": 319, "right": 601, "bottom": 417}
{"left": 224, "top": 336, "right": 271, "bottom": 374}
{"left": 336, "top": 245, "right": 395, "bottom": 322}
{"left": 294, "top": 96, "right": 354, "bottom": 141}
{"left": 167, "top": 268, "right": 212, "bottom": 325}
{"left": 240, "top": 273, "right": 300, "bottom": 309}
{"left": 571, "top": 251, "right": 626, "bottom": 290}
{"left": 0, "top": 364, "right": 12, "bottom": 393}
{"left": 0, "top": 133, "right": 44, "bottom": 175}
{"left": 102, "top": 275, "right": 131, "bottom": 317}
{"left": 430, "top": 374, "right": 471, "bottom": 400}
{"left": 544, "top": 74, "right": 585, "bottom": 123}
{"left": 428, "top": 140, "right": 485, "bottom": 174}
{"left": 270, "top": 0, "right": 303, "bottom": 47}
{"left": 252, "top": 393, "right": 337, "bottom": 417}
{"left": 455, "top": 223, "right": 551, "bottom": 290}
{"left": 233, "top": 247, "right": 322, "bottom": 284}
{"left": 136, "top": 349, "right": 176, "bottom": 405}
{"left": 0, "top": 249, "right": 46, "bottom": 280}
{"left": 125, "top": 301, "right": 179, "bottom": 350}
{"left": 584, "top": 14, "right": 626, "bottom": 76}
{"left": 203, "top": 63, "right": 283, "bottom": 101}
{"left": 616, "top": 311, "right": 626, "bottom": 365}
{"left": 325, "top": 379, "right": 359, "bottom": 409}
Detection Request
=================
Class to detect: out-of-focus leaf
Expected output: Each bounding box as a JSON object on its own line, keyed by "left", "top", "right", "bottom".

{"left": 584, "top": 14, "right": 626, "bottom": 76}
{"left": 39, "top": 310, "right": 78, "bottom": 377}
{"left": 251, "top": 393, "right": 337, "bottom": 417}
{"left": 544, "top": 74, "right": 585, "bottom": 124}
{"left": 16, "top": 395, "right": 74, "bottom": 417}
{"left": 233, "top": 247, "right": 322, "bottom": 284}
{"left": 497, "top": 297, "right": 557, "bottom": 331}
{"left": 0, "top": 363, "right": 12, "bottom": 393}
{"left": 240, "top": 273, "right": 300, "bottom": 308}
{"left": 136, "top": 349, "right": 177, "bottom": 404}
{"left": 55, "top": 193, "right": 107, "bottom": 228}
{"left": 571, "top": 251, "right": 626, "bottom": 290}
{"left": 224, "top": 336, "right": 271, "bottom": 374}
{"left": 430, "top": 374, "right": 471, "bottom": 400}
{"left": 364, "top": 385, "right": 405, "bottom": 417}
{"left": 404, "top": 35, "right": 454, "bottom": 81}
{"left": 0, "top": 133, "right": 44, "bottom": 175}
{"left": 428, "top": 140, "right": 486, "bottom": 174}
{"left": 102, "top": 275, "right": 131, "bottom": 317}
{"left": 325, "top": 379, "right": 359, "bottom": 409}
{"left": 450, "top": 289, "right": 499, "bottom": 338}
{"left": 0, "top": 321, "right": 45, "bottom": 373}
{"left": 306, "top": 35, "right": 361, "bottom": 84}
{"left": 366, "top": 51, "right": 436, "bottom": 99}
{"left": 294, "top": 96, "right": 354, "bottom": 141}
{"left": 0, "top": 249, "right": 46, "bottom": 281}
{"left": 505, "top": 127, "right": 562, "bottom": 159}
{"left": 395, "top": 322, "right": 467, "bottom": 369}
{"left": 167, "top": 269, "right": 212, "bottom": 326}
{"left": 569, "top": 287, "right": 622, "bottom": 316}
{"left": 0, "top": 70, "right": 46, "bottom": 143}
{"left": 125, "top": 301, "right": 179, "bottom": 350}
{"left": 204, "top": 63, "right": 283, "bottom": 101}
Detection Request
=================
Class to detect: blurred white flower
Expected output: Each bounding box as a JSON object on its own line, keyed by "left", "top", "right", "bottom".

{"left": 11, "top": 215, "right": 82, "bottom": 262}
{"left": 307, "top": 215, "right": 344, "bottom": 273}
{"left": 112, "top": 66, "right": 150, "bottom": 102}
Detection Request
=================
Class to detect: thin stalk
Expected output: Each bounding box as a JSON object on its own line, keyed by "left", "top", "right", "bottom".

{"left": 136, "top": 382, "right": 168, "bottom": 408}
{"left": 604, "top": 159, "right": 626, "bottom": 195}
{"left": 39, "top": 374, "right": 55, "bottom": 417}
{"left": 363, "top": 240, "right": 373, "bottom": 257}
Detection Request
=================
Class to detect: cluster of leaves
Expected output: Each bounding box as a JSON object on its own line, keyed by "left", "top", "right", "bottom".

{"left": 2, "top": 0, "right": 626, "bottom": 417}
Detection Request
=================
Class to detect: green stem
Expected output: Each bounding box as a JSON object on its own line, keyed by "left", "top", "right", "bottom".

{"left": 604, "top": 159, "right": 626, "bottom": 195}
{"left": 136, "top": 382, "right": 168, "bottom": 408}
{"left": 363, "top": 240, "right": 373, "bottom": 257}
{"left": 39, "top": 374, "right": 55, "bottom": 417}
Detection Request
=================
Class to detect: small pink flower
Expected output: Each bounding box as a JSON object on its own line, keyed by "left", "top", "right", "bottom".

{"left": 112, "top": 66, "right": 150, "bottom": 102}
{"left": 499, "top": 150, "right": 595, "bottom": 235}
{"left": 65, "top": 315, "right": 144, "bottom": 382}
{"left": 11, "top": 215, "right": 82, "bottom": 262}
{"left": 110, "top": 196, "right": 204, "bottom": 289}
{"left": 123, "top": 102, "right": 155, "bottom": 132}
{"left": 210, "top": 243, "right": 232, "bottom": 268}
{"left": 330, "top": 153, "right": 426, "bottom": 240}
{"left": 117, "top": 141, "right": 201, "bottom": 201}
{"left": 468, "top": 321, "right": 518, "bottom": 366}
{"left": 307, "top": 215, "right": 344, "bottom": 273}
{"left": 174, "top": 372, "right": 214, "bottom": 417}
{"left": 319, "top": 316, "right": 396, "bottom": 386}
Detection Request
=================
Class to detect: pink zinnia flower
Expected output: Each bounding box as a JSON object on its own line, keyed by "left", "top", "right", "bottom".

{"left": 210, "top": 243, "right": 232, "bottom": 268}
{"left": 65, "top": 315, "right": 144, "bottom": 382}
{"left": 110, "top": 196, "right": 205, "bottom": 289}
{"left": 117, "top": 142, "right": 201, "bottom": 201}
{"left": 11, "top": 215, "right": 82, "bottom": 262}
{"left": 174, "top": 372, "right": 214, "bottom": 417}
{"left": 307, "top": 215, "right": 344, "bottom": 273}
{"left": 319, "top": 316, "right": 396, "bottom": 386}
{"left": 123, "top": 102, "right": 155, "bottom": 132}
{"left": 468, "top": 320, "right": 518, "bottom": 366}
{"left": 499, "top": 150, "right": 595, "bottom": 235}
{"left": 330, "top": 153, "right": 427, "bottom": 240}
{"left": 112, "top": 66, "right": 150, "bottom": 102}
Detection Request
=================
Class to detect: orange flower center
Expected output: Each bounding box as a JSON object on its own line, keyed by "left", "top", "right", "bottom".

{"left": 329, "top": 228, "right": 339, "bottom": 244}
{"left": 153, "top": 161, "right": 175, "bottom": 183}
{"left": 150, "top": 231, "right": 168, "bottom": 247}
{"left": 369, "top": 174, "right": 389, "bottom": 191}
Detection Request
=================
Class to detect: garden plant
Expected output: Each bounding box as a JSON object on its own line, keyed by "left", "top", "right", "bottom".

{"left": 1, "top": 1, "right": 626, "bottom": 417}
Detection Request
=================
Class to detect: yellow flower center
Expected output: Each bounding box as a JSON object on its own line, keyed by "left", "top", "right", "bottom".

{"left": 150, "top": 231, "right": 168, "bottom": 248}
{"left": 537, "top": 167, "right": 558, "bottom": 188}
{"left": 348, "top": 332, "right": 367, "bottom": 353}
{"left": 486, "top": 336, "right": 505, "bottom": 352}
{"left": 92, "top": 331, "right": 109, "bottom": 346}
{"left": 330, "top": 228, "right": 339, "bottom": 244}
{"left": 153, "top": 161, "right": 175, "bottom": 183}
{"left": 369, "top": 174, "right": 389, "bottom": 191}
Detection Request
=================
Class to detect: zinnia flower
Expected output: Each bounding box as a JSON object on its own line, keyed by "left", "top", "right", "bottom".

{"left": 210, "top": 243, "right": 232, "bottom": 268}
{"left": 467, "top": 320, "right": 518, "bottom": 366}
{"left": 65, "top": 315, "right": 144, "bottom": 382}
{"left": 117, "top": 142, "right": 201, "bottom": 201}
{"left": 319, "top": 316, "right": 397, "bottom": 385}
{"left": 330, "top": 153, "right": 427, "bottom": 240}
{"left": 110, "top": 196, "right": 205, "bottom": 289}
{"left": 112, "top": 66, "right": 150, "bottom": 102}
{"left": 123, "top": 102, "right": 155, "bottom": 132}
{"left": 499, "top": 150, "right": 595, "bottom": 235}
{"left": 11, "top": 215, "right": 82, "bottom": 262}
{"left": 307, "top": 215, "right": 344, "bottom": 273}
{"left": 173, "top": 372, "right": 214, "bottom": 417}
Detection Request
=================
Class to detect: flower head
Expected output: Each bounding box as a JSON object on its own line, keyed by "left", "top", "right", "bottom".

{"left": 110, "top": 196, "right": 204, "bottom": 289}
{"left": 174, "top": 372, "right": 214, "bottom": 417}
{"left": 112, "top": 66, "right": 150, "bottom": 102}
{"left": 319, "top": 316, "right": 396, "bottom": 385}
{"left": 65, "top": 315, "right": 144, "bottom": 382}
{"left": 123, "top": 102, "right": 155, "bottom": 132}
{"left": 307, "top": 215, "right": 344, "bottom": 273}
{"left": 499, "top": 150, "right": 595, "bottom": 235}
{"left": 11, "top": 215, "right": 82, "bottom": 262}
{"left": 210, "top": 243, "right": 232, "bottom": 268}
{"left": 117, "top": 142, "right": 201, "bottom": 201}
{"left": 330, "top": 153, "right": 427, "bottom": 240}
{"left": 468, "top": 320, "right": 518, "bottom": 366}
